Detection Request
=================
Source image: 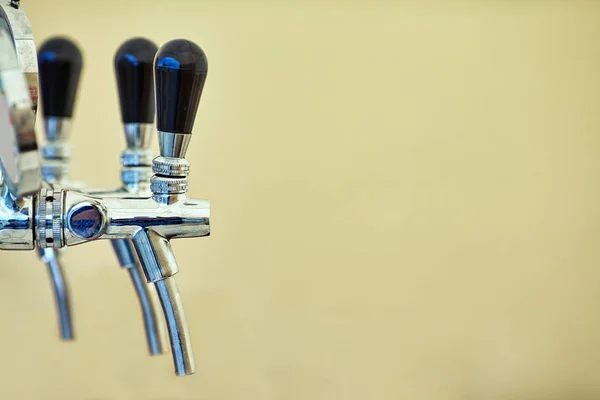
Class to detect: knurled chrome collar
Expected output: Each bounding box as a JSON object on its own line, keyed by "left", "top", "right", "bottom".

{"left": 37, "top": 187, "right": 64, "bottom": 248}
{"left": 150, "top": 176, "right": 188, "bottom": 194}
{"left": 152, "top": 156, "right": 190, "bottom": 177}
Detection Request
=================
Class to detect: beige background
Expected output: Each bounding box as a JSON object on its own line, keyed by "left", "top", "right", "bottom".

{"left": 2, "top": 0, "right": 600, "bottom": 398}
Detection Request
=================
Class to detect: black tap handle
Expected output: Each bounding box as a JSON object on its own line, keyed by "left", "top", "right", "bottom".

{"left": 154, "top": 39, "right": 208, "bottom": 134}
{"left": 38, "top": 37, "right": 82, "bottom": 118}
{"left": 114, "top": 38, "right": 158, "bottom": 124}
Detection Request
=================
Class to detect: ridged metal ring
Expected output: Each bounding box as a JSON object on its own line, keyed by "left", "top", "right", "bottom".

{"left": 121, "top": 149, "right": 153, "bottom": 167}
{"left": 37, "top": 188, "right": 64, "bottom": 248}
{"left": 121, "top": 166, "right": 153, "bottom": 186}
{"left": 152, "top": 156, "right": 190, "bottom": 177}
{"left": 150, "top": 176, "right": 188, "bottom": 194}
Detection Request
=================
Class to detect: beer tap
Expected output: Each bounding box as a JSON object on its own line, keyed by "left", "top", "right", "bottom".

{"left": 0, "top": 1, "right": 210, "bottom": 376}
{"left": 36, "top": 36, "right": 82, "bottom": 341}
{"left": 93, "top": 37, "right": 168, "bottom": 356}
{"left": 37, "top": 39, "right": 210, "bottom": 375}
{"left": 37, "top": 36, "right": 168, "bottom": 355}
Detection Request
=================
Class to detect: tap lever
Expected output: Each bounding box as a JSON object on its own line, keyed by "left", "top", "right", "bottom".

{"left": 38, "top": 37, "right": 82, "bottom": 121}
{"left": 38, "top": 37, "right": 82, "bottom": 184}
{"left": 142, "top": 38, "right": 209, "bottom": 376}
{"left": 36, "top": 37, "right": 82, "bottom": 341}
{"left": 115, "top": 38, "right": 157, "bottom": 127}
{"left": 152, "top": 39, "right": 208, "bottom": 204}
{"left": 114, "top": 38, "right": 158, "bottom": 192}
{"left": 155, "top": 39, "right": 207, "bottom": 159}
{"left": 112, "top": 38, "right": 166, "bottom": 355}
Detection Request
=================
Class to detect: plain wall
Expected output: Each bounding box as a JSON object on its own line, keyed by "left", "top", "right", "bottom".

{"left": 1, "top": 0, "right": 600, "bottom": 398}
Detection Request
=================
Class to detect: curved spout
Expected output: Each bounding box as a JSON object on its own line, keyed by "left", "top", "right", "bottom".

{"left": 131, "top": 229, "right": 195, "bottom": 376}
{"left": 38, "top": 248, "right": 74, "bottom": 340}
{"left": 112, "top": 238, "right": 167, "bottom": 356}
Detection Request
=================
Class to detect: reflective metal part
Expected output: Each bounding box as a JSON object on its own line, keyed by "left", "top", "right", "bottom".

{"left": 132, "top": 229, "right": 194, "bottom": 375}
{"left": 121, "top": 149, "right": 153, "bottom": 167}
{"left": 155, "top": 276, "right": 195, "bottom": 376}
{"left": 37, "top": 187, "right": 64, "bottom": 248}
{"left": 38, "top": 247, "right": 73, "bottom": 340}
{"left": 124, "top": 123, "right": 153, "bottom": 149}
{"left": 44, "top": 117, "right": 71, "bottom": 141}
{"left": 0, "top": 7, "right": 70, "bottom": 341}
{"left": 60, "top": 190, "right": 209, "bottom": 376}
{"left": 0, "top": 3, "right": 38, "bottom": 118}
{"left": 0, "top": 178, "right": 33, "bottom": 249}
{"left": 112, "top": 238, "right": 166, "bottom": 355}
{"left": 0, "top": 29, "right": 41, "bottom": 198}
{"left": 158, "top": 131, "right": 192, "bottom": 159}
{"left": 152, "top": 156, "right": 190, "bottom": 177}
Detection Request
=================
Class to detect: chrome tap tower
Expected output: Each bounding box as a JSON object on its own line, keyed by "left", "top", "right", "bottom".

{"left": 0, "top": 1, "right": 210, "bottom": 376}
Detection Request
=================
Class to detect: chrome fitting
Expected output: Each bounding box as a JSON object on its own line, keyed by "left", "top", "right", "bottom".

{"left": 120, "top": 149, "right": 153, "bottom": 191}
{"left": 37, "top": 187, "right": 64, "bottom": 248}
{"left": 150, "top": 156, "right": 190, "bottom": 197}
{"left": 152, "top": 156, "right": 190, "bottom": 177}
{"left": 121, "top": 167, "right": 153, "bottom": 189}
{"left": 121, "top": 148, "right": 153, "bottom": 167}
{"left": 40, "top": 118, "right": 72, "bottom": 184}
{"left": 150, "top": 176, "right": 188, "bottom": 194}
{"left": 124, "top": 123, "right": 153, "bottom": 149}
{"left": 41, "top": 142, "right": 71, "bottom": 159}
{"left": 41, "top": 160, "right": 70, "bottom": 184}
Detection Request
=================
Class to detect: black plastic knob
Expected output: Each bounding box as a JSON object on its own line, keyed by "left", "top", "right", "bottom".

{"left": 155, "top": 39, "right": 208, "bottom": 134}
{"left": 114, "top": 38, "right": 158, "bottom": 124}
{"left": 38, "top": 37, "right": 82, "bottom": 118}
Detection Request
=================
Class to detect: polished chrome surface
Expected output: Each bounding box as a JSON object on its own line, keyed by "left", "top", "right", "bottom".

{"left": 124, "top": 123, "right": 153, "bottom": 149}
{"left": 158, "top": 131, "right": 191, "bottom": 158}
{"left": 41, "top": 142, "right": 71, "bottom": 161}
{"left": 38, "top": 247, "right": 73, "bottom": 340}
{"left": 41, "top": 160, "right": 70, "bottom": 184}
{"left": 152, "top": 156, "right": 190, "bottom": 176}
{"left": 121, "top": 149, "right": 153, "bottom": 167}
{"left": 155, "top": 276, "right": 195, "bottom": 376}
{"left": 0, "top": 28, "right": 41, "bottom": 198}
{"left": 44, "top": 117, "right": 71, "bottom": 141}
{"left": 150, "top": 176, "right": 188, "bottom": 195}
{"left": 0, "top": 177, "right": 33, "bottom": 249}
{"left": 150, "top": 157, "right": 190, "bottom": 196}
{"left": 121, "top": 167, "right": 152, "bottom": 193}
{"left": 59, "top": 193, "right": 210, "bottom": 245}
{"left": 132, "top": 227, "right": 195, "bottom": 375}
{"left": 128, "top": 264, "right": 166, "bottom": 356}
{"left": 37, "top": 187, "right": 64, "bottom": 248}
{"left": 72, "top": 120, "right": 167, "bottom": 357}
{"left": 114, "top": 235, "right": 166, "bottom": 356}
{"left": 65, "top": 191, "right": 209, "bottom": 376}
{"left": 0, "top": 2, "right": 38, "bottom": 118}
